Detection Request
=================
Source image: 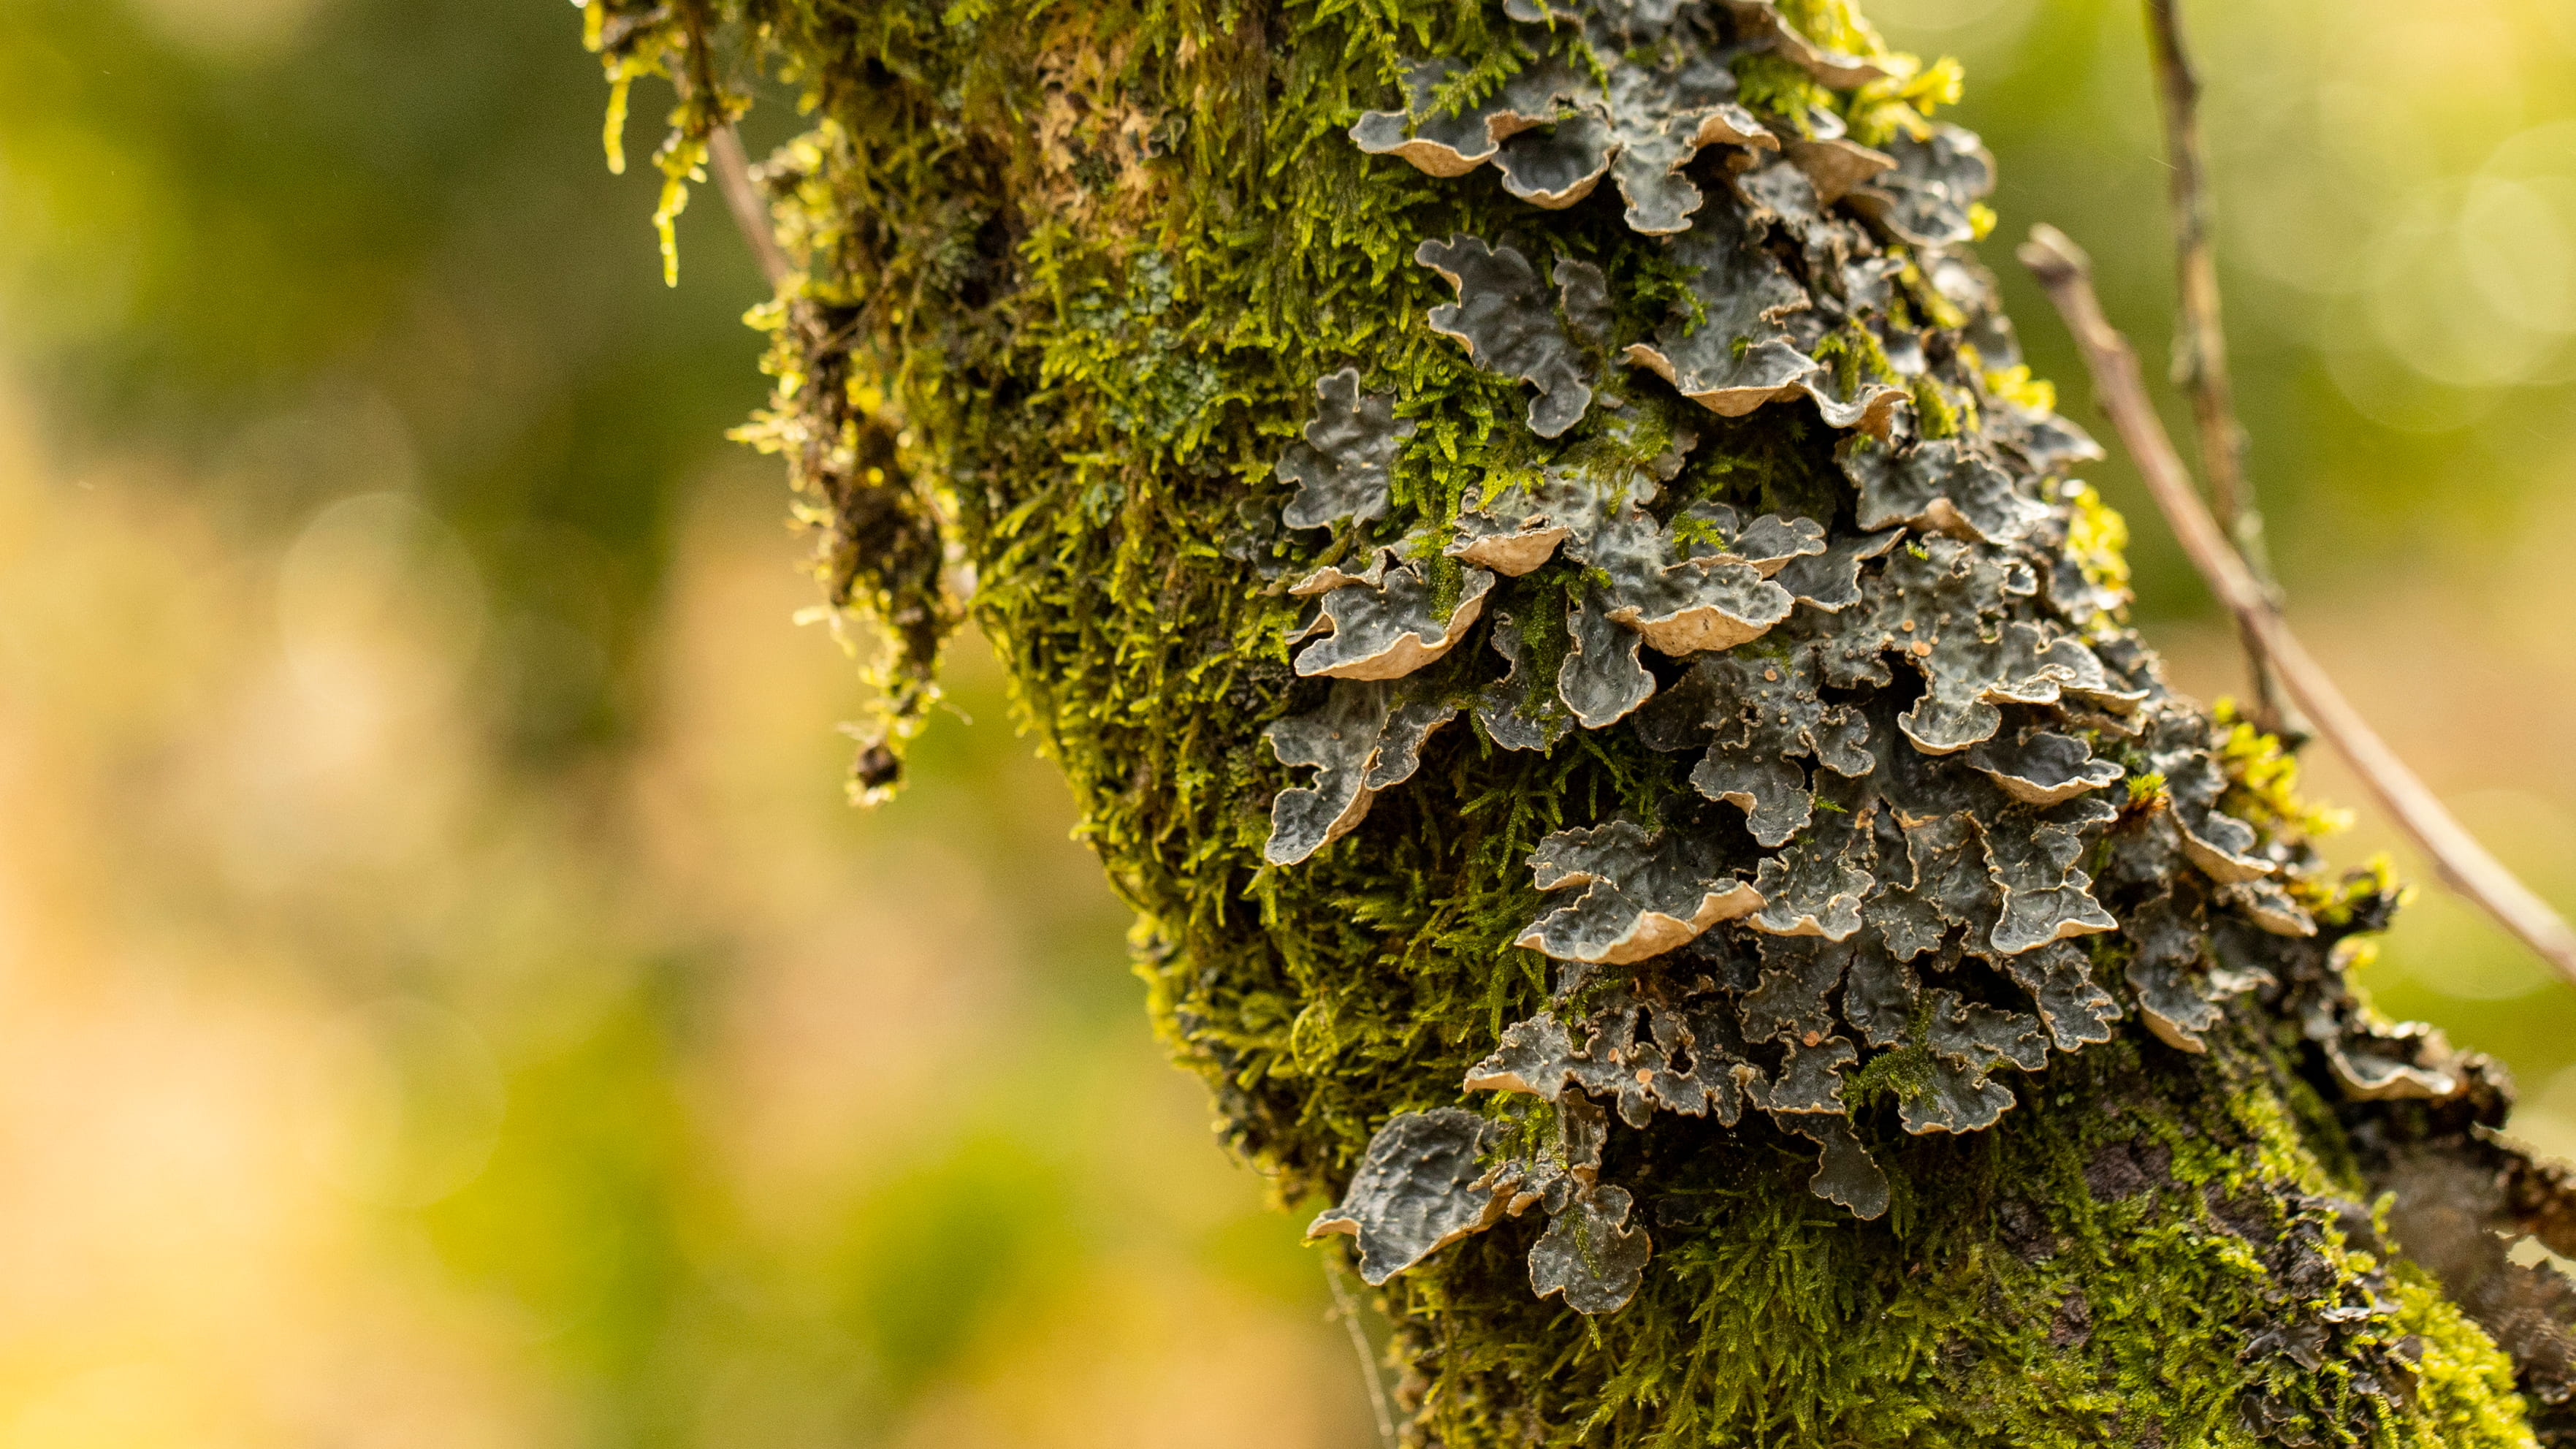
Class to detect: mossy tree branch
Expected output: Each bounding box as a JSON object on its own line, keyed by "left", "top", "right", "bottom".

{"left": 583, "top": 1, "right": 2576, "bottom": 1442}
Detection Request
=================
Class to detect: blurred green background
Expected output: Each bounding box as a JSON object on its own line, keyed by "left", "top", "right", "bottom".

{"left": 0, "top": 0, "right": 2567, "bottom": 1442}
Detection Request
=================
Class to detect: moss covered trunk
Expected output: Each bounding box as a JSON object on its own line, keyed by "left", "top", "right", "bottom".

{"left": 588, "top": 1, "right": 2576, "bottom": 1442}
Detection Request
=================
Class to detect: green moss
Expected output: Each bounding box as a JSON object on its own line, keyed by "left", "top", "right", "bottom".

{"left": 2213, "top": 696, "right": 2356, "bottom": 845}
{"left": 1390, "top": 1030, "right": 2526, "bottom": 1447}
{"left": 1847, "top": 53, "right": 1967, "bottom": 147}
{"left": 1773, "top": 0, "right": 1876, "bottom": 50}
{"left": 1730, "top": 52, "right": 1837, "bottom": 132}
{"left": 1910, "top": 372, "right": 1963, "bottom": 439}
{"left": 2315, "top": 854, "right": 2409, "bottom": 931}
{"left": 1810, "top": 319, "right": 1900, "bottom": 402}
{"left": 2062, "top": 479, "right": 2133, "bottom": 635}
{"left": 1981, "top": 360, "right": 2055, "bottom": 414}
{"left": 2389, "top": 1268, "right": 2542, "bottom": 1448}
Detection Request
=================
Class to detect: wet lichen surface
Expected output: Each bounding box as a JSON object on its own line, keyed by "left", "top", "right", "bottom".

{"left": 587, "top": 0, "right": 2575, "bottom": 1442}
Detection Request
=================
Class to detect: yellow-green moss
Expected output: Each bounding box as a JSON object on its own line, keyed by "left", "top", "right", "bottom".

{"left": 1812, "top": 320, "right": 1902, "bottom": 401}
{"left": 1910, "top": 372, "right": 1964, "bottom": 439}
{"left": 1846, "top": 55, "right": 1967, "bottom": 148}
{"left": 2062, "top": 479, "right": 2133, "bottom": 635}
{"left": 1393, "top": 1029, "right": 2531, "bottom": 1447}
{"left": 2214, "top": 696, "right": 2355, "bottom": 845}
{"left": 2389, "top": 1268, "right": 2542, "bottom": 1448}
{"left": 1729, "top": 52, "right": 1839, "bottom": 132}
{"left": 1773, "top": 0, "right": 1889, "bottom": 60}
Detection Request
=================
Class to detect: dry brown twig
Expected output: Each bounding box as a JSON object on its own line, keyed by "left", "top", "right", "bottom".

{"left": 2019, "top": 224, "right": 2576, "bottom": 989}
{"left": 709, "top": 123, "right": 792, "bottom": 289}
{"left": 1322, "top": 1253, "right": 1400, "bottom": 1449}
{"left": 2144, "top": 0, "right": 2298, "bottom": 738}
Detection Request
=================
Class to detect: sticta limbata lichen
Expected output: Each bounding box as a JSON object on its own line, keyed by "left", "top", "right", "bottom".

{"left": 1785, "top": 135, "right": 1896, "bottom": 209}
{"left": 1747, "top": 784, "right": 1875, "bottom": 939}
{"left": 1306, "top": 1108, "right": 1507, "bottom": 1284}
{"left": 1292, "top": 553, "right": 1496, "bottom": 680}
{"left": 1262, "top": 677, "right": 1456, "bottom": 866}
{"left": 1965, "top": 728, "right": 2125, "bottom": 807}
{"left": 1913, "top": 986, "right": 2044, "bottom": 1133}
{"left": 2222, "top": 878, "right": 2320, "bottom": 938}
{"left": 1772, "top": 526, "right": 1903, "bottom": 610}
{"left": 1623, "top": 208, "right": 1826, "bottom": 418}
{"left": 1586, "top": 507, "right": 1795, "bottom": 655}
{"left": 1639, "top": 644, "right": 1872, "bottom": 846}
{"left": 2125, "top": 891, "right": 2222, "bottom": 1052}
{"left": 1277, "top": 368, "right": 1413, "bottom": 531}
{"left": 1315, "top": 1084, "right": 1663, "bottom": 1315}
{"left": 1982, "top": 796, "right": 2119, "bottom": 955}
{"left": 1447, "top": 487, "right": 1574, "bottom": 577}
{"left": 2320, "top": 1017, "right": 2461, "bottom": 1103}
{"left": 1848, "top": 124, "right": 1997, "bottom": 248}
{"left": 1559, "top": 587, "right": 1658, "bottom": 729}
{"left": 1358, "top": 4, "right": 1779, "bottom": 235}
{"left": 2004, "top": 940, "right": 2122, "bottom": 1050}
{"left": 1474, "top": 611, "right": 1578, "bottom": 751}
{"left": 1348, "top": 56, "right": 1587, "bottom": 181}
{"left": 1516, "top": 820, "right": 1761, "bottom": 966}
{"left": 2153, "top": 716, "right": 2279, "bottom": 883}
{"left": 1787, "top": 1115, "right": 1891, "bottom": 1220}
{"left": 1683, "top": 504, "right": 1826, "bottom": 574}
{"left": 1464, "top": 991, "right": 1757, "bottom": 1129}
{"left": 1418, "top": 236, "right": 1601, "bottom": 438}
{"left": 1626, "top": 180, "right": 1921, "bottom": 439}
{"left": 1447, "top": 410, "right": 1691, "bottom": 585}
{"left": 1246, "top": 212, "right": 2336, "bottom": 1267}
{"left": 1843, "top": 435, "right": 2051, "bottom": 544}
{"left": 1715, "top": 0, "right": 1892, "bottom": 88}
{"left": 1527, "top": 1183, "right": 1653, "bottom": 1312}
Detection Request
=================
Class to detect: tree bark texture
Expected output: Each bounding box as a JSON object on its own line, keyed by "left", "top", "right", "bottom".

{"left": 587, "top": 1, "right": 2576, "bottom": 1442}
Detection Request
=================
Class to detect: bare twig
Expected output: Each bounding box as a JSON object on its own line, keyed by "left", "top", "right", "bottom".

{"left": 709, "top": 123, "right": 792, "bottom": 289}
{"left": 2144, "top": 0, "right": 2297, "bottom": 738}
{"left": 1322, "top": 1253, "right": 1400, "bottom": 1449}
{"left": 2019, "top": 224, "right": 2576, "bottom": 989}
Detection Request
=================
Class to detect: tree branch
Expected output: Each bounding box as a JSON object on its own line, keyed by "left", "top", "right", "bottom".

{"left": 709, "top": 123, "right": 792, "bottom": 289}
{"left": 2019, "top": 223, "right": 2576, "bottom": 989}
{"left": 2144, "top": 0, "right": 2296, "bottom": 738}
{"left": 1323, "top": 1254, "right": 1399, "bottom": 1449}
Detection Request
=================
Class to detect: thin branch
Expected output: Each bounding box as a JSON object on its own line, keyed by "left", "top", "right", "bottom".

{"left": 1322, "top": 1253, "right": 1400, "bottom": 1449}
{"left": 709, "top": 123, "right": 793, "bottom": 289}
{"left": 2144, "top": 0, "right": 2296, "bottom": 737}
{"left": 2142, "top": 0, "right": 2245, "bottom": 541}
{"left": 2019, "top": 224, "right": 2576, "bottom": 990}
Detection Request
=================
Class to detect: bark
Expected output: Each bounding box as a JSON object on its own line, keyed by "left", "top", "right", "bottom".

{"left": 584, "top": 1, "right": 2576, "bottom": 1442}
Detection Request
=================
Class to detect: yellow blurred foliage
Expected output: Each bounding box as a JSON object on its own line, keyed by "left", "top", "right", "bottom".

{"left": 0, "top": 375, "right": 1368, "bottom": 1446}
